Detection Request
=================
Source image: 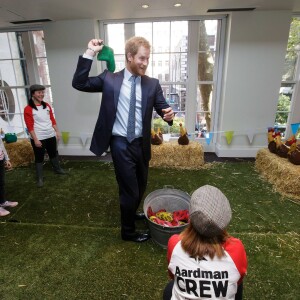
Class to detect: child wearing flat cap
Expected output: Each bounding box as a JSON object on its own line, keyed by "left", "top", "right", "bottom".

{"left": 164, "top": 185, "right": 247, "bottom": 300}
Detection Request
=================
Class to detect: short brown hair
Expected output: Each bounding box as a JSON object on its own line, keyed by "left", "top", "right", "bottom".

{"left": 125, "top": 36, "right": 151, "bottom": 62}
{"left": 180, "top": 223, "right": 229, "bottom": 259}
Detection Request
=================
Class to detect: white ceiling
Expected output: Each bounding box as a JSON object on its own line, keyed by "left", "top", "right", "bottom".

{"left": 0, "top": 0, "right": 300, "bottom": 30}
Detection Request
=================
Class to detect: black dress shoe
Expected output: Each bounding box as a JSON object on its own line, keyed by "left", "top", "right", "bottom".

{"left": 135, "top": 212, "right": 146, "bottom": 220}
{"left": 121, "top": 232, "right": 151, "bottom": 243}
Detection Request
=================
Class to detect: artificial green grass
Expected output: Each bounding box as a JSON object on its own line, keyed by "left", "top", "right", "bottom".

{"left": 0, "top": 160, "right": 299, "bottom": 299}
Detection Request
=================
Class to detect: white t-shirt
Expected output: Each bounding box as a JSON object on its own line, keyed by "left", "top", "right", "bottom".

{"left": 167, "top": 235, "right": 247, "bottom": 300}
{"left": 24, "top": 103, "right": 56, "bottom": 140}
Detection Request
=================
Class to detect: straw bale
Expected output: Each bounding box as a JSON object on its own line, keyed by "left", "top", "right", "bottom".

{"left": 150, "top": 141, "right": 204, "bottom": 170}
{"left": 255, "top": 148, "right": 300, "bottom": 201}
{"left": 5, "top": 139, "right": 34, "bottom": 167}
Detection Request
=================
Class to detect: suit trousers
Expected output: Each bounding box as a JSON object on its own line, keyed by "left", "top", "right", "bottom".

{"left": 110, "top": 136, "right": 148, "bottom": 234}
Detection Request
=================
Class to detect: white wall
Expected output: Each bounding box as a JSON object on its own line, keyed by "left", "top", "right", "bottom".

{"left": 44, "top": 19, "right": 101, "bottom": 155}
{"left": 216, "top": 10, "right": 292, "bottom": 157}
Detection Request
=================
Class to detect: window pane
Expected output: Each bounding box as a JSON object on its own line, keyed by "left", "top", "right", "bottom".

{"left": 114, "top": 54, "right": 126, "bottom": 72}
{"left": 195, "top": 112, "right": 208, "bottom": 136}
{"left": 196, "top": 84, "right": 213, "bottom": 132}
{"left": 282, "top": 51, "right": 299, "bottom": 81}
{"left": 106, "top": 24, "right": 125, "bottom": 54}
{"left": 0, "top": 60, "right": 26, "bottom": 86}
{"left": 172, "top": 113, "right": 185, "bottom": 135}
{"left": 0, "top": 85, "right": 16, "bottom": 122}
{"left": 135, "top": 23, "right": 152, "bottom": 44}
{"left": 170, "top": 21, "right": 188, "bottom": 52}
{"left": 152, "top": 110, "right": 184, "bottom": 135}
{"left": 275, "top": 93, "right": 291, "bottom": 136}
{"left": 146, "top": 56, "right": 153, "bottom": 77}
{"left": 32, "top": 31, "right": 47, "bottom": 57}
{"left": 199, "top": 20, "right": 218, "bottom": 51}
{"left": 162, "top": 84, "right": 186, "bottom": 113}
{"left": 153, "top": 22, "right": 170, "bottom": 53}
{"left": 0, "top": 86, "right": 27, "bottom": 127}
{"left": 43, "top": 87, "right": 53, "bottom": 107}
{"left": 0, "top": 32, "right": 23, "bottom": 59}
{"left": 135, "top": 21, "right": 188, "bottom": 82}
{"left": 279, "top": 83, "right": 294, "bottom": 99}
{"left": 14, "top": 87, "right": 29, "bottom": 114}
{"left": 152, "top": 113, "right": 170, "bottom": 134}
{"left": 152, "top": 83, "right": 186, "bottom": 134}
{"left": 198, "top": 51, "right": 215, "bottom": 81}
{"left": 37, "top": 58, "right": 51, "bottom": 85}
{"left": 152, "top": 53, "right": 170, "bottom": 80}
{"left": 1, "top": 113, "right": 26, "bottom": 136}
{"left": 171, "top": 53, "right": 188, "bottom": 82}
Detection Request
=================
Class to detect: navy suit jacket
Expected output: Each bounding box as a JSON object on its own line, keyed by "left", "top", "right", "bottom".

{"left": 72, "top": 56, "right": 172, "bottom": 161}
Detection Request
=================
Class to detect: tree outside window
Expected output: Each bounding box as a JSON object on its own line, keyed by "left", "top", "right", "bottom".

{"left": 276, "top": 17, "right": 300, "bottom": 136}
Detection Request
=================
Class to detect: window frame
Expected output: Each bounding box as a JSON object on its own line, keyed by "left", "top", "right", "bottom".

{"left": 0, "top": 28, "right": 52, "bottom": 137}
{"left": 100, "top": 16, "right": 226, "bottom": 149}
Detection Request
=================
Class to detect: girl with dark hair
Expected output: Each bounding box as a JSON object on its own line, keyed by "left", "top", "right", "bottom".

{"left": 24, "top": 84, "right": 66, "bottom": 187}
{"left": 164, "top": 185, "right": 247, "bottom": 300}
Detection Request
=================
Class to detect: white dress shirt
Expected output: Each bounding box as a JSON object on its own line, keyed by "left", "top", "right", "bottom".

{"left": 112, "top": 68, "right": 142, "bottom": 138}
{"left": 83, "top": 53, "right": 143, "bottom": 139}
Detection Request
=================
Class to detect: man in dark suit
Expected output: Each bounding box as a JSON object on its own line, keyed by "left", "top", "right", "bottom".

{"left": 72, "top": 37, "right": 174, "bottom": 243}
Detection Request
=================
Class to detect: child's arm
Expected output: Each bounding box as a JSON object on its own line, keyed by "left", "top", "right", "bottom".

{"left": 53, "top": 125, "right": 61, "bottom": 142}
{"left": 0, "top": 138, "right": 9, "bottom": 161}
{"left": 0, "top": 139, "right": 12, "bottom": 169}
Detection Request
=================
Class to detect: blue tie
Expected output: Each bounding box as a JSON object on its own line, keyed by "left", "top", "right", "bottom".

{"left": 127, "top": 76, "right": 137, "bottom": 143}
